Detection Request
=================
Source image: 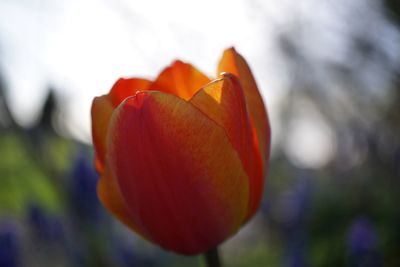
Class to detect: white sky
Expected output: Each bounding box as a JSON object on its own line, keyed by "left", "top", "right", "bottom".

{"left": 0, "top": 0, "right": 288, "bottom": 139}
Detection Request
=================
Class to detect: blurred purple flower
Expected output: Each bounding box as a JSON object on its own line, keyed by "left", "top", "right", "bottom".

{"left": 116, "top": 242, "right": 158, "bottom": 267}
{"left": 264, "top": 171, "right": 312, "bottom": 234}
{"left": 348, "top": 217, "right": 377, "bottom": 254}
{"left": 262, "top": 169, "right": 312, "bottom": 267}
{"left": 69, "top": 152, "right": 100, "bottom": 223}
{"left": 347, "top": 217, "right": 381, "bottom": 267}
{"left": 285, "top": 238, "right": 308, "bottom": 267}
{"left": 28, "top": 204, "right": 64, "bottom": 242}
{"left": 0, "top": 224, "right": 19, "bottom": 267}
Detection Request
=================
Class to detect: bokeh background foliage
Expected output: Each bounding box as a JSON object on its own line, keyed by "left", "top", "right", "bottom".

{"left": 0, "top": 0, "right": 399, "bottom": 266}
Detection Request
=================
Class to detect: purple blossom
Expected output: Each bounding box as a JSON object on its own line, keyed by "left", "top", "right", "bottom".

{"left": 347, "top": 217, "right": 381, "bottom": 267}
{"left": 0, "top": 224, "right": 19, "bottom": 267}
{"left": 69, "top": 152, "right": 100, "bottom": 223}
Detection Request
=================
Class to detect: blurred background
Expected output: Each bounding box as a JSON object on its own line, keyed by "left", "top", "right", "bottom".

{"left": 0, "top": 0, "right": 399, "bottom": 266}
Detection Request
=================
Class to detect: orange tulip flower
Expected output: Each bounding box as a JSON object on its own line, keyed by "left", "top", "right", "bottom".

{"left": 91, "top": 48, "right": 270, "bottom": 255}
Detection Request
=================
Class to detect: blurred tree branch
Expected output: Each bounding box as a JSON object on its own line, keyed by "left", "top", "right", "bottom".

{"left": 0, "top": 74, "right": 67, "bottom": 200}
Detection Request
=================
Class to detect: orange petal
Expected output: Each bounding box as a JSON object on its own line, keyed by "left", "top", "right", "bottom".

{"left": 91, "top": 78, "right": 151, "bottom": 172}
{"left": 107, "top": 91, "right": 249, "bottom": 254}
{"left": 109, "top": 78, "right": 152, "bottom": 107}
{"left": 148, "top": 60, "right": 211, "bottom": 100}
{"left": 97, "top": 167, "right": 148, "bottom": 239}
{"left": 218, "top": 47, "right": 271, "bottom": 182}
{"left": 91, "top": 95, "right": 114, "bottom": 172}
{"left": 190, "top": 73, "right": 263, "bottom": 221}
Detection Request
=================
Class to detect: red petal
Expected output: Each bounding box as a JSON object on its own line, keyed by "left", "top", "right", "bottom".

{"left": 148, "top": 60, "right": 211, "bottom": 100}
{"left": 190, "top": 73, "right": 263, "bottom": 221}
{"left": 91, "top": 78, "right": 151, "bottom": 172}
{"left": 107, "top": 91, "right": 249, "bottom": 254}
{"left": 91, "top": 95, "right": 114, "bottom": 172}
{"left": 97, "top": 167, "right": 148, "bottom": 238}
{"left": 218, "top": 48, "right": 271, "bottom": 217}
{"left": 109, "top": 78, "right": 152, "bottom": 107}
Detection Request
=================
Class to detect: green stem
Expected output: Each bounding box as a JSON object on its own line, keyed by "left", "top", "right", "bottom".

{"left": 204, "top": 247, "right": 222, "bottom": 267}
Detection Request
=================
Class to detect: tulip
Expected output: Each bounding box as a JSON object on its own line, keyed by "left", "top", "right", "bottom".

{"left": 91, "top": 48, "right": 270, "bottom": 255}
